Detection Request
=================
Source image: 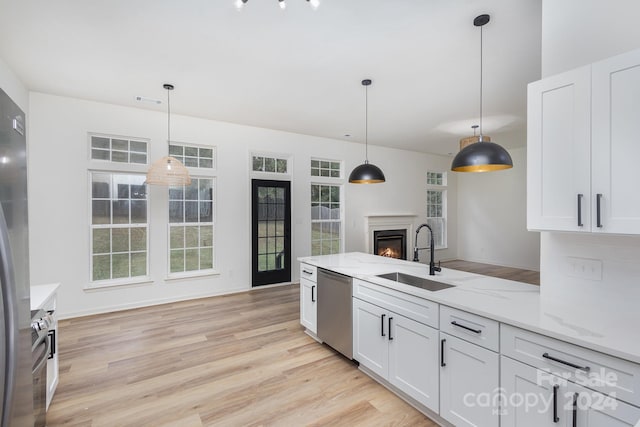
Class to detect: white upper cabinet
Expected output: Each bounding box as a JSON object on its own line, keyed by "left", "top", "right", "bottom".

{"left": 528, "top": 48, "right": 640, "bottom": 234}
{"left": 592, "top": 49, "right": 640, "bottom": 234}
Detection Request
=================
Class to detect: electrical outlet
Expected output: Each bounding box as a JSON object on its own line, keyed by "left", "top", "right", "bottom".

{"left": 567, "top": 257, "right": 603, "bottom": 280}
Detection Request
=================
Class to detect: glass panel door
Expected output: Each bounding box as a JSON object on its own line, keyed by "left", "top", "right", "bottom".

{"left": 252, "top": 179, "right": 291, "bottom": 286}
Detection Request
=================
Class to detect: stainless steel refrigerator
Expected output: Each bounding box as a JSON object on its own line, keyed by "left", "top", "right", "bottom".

{"left": 0, "top": 88, "right": 33, "bottom": 426}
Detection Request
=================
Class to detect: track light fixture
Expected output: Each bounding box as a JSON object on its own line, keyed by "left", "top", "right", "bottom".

{"left": 235, "top": 0, "right": 319, "bottom": 10}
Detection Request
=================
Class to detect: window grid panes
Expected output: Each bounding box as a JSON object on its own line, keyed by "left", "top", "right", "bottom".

{"left": 256, "top": 186, "right": 287, "bottom": 272}
{"left": 311, "top": 159, "right": 341, "bottom": 178}
{"left": 90, "top": 135, "right": 148, "bottom": 164}
{"left": 252, "top": 155, "right": 288, "bottom": 173}
{"left": 168, "top": 178, "right": 215, "bottom": 274}
{"left": 427, "top": 189, "right": 446, "bottom": 249}
{"left": 311, "top": 184, "right": 342, "bottom": 255}
{"left": 168, "top": 143, "right": 214, "bottom": 169}
{"left": 90, "top": 173, "right": 148, "bottom": 282}
{"left": 427, "top": 171, "right": 446, "bottom": 186}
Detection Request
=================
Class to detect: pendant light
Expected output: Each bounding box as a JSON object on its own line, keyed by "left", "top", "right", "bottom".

{"left": 146, "top": 84, "right": 192, "bottom": 186}
{"left": 451, "top": 14, "right": 513, "bottom": 173}
{"left": 349, "top": 79, "right": 386, "bottom": 184}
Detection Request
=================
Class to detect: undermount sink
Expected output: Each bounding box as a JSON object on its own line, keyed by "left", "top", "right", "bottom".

{"left": 376, "top": 272, "right": 455, "bottom": 292}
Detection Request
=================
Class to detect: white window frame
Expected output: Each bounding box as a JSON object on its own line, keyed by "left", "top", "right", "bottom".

{"left": 88, "top": 133, "right": 149, "bottom": 165}
{"left": 167, "top": 176, "right": 217, "bottom": 279}
{"left": 168, "top": 141, "right": 216, "bottom": 170}
{"left": 310, "top": 183, "right": 344, "bottom": 256}
{"left": 311, "top": 157, "right": 343, "bottom": 179}
{"left": 88, "top": 171, "right": 151, "bottom": 289}
{"left": 426, "top": 171, "right": 447, "bottom": 250}
{"left": 250, "top": 152, "right": 292, "bottom": 177}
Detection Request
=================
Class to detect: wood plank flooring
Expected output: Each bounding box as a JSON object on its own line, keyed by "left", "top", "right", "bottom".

{"left": 48, "top": 261, "right": 537, "bottom": 426}
{"left": 47, "top": 285, "right": 437, "bottom": 427}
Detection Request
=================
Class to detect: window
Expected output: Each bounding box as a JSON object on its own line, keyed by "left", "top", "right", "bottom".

{"left": 311, "top": 184, "right": 342, "bottom": 255}
{"left": 168, "top": 178, "right": 215, "bottom": 275}
{"left": 252, "top": 155, "right": 288, "bottom": 173}
{"left": 90, "top": 134, "right": 148, "bottom": 164}
{"left": 169, "top": 143, "right": 214, "bottom": 169}
{"left": 426, "top": 172, "right": 447, "bottom": 249}
{"left": 311, "top": 159, "right": 341, "bottom": 178}
{"left": 90, "top": 173, "right": 148, "bottom": 284}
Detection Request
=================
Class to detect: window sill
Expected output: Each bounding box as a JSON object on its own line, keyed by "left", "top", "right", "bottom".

{"left": 85, "top": 276, "right": 154, "bottom": 290}
{"left": 165, "top": 270, "right": 221, "bottom": 282}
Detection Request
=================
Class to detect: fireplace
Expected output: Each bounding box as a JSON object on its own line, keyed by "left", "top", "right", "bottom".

{"left": 373, "top": 229, "right": 407, "bottom": 260}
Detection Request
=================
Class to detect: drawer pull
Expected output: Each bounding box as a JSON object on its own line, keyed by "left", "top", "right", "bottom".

{"left": 553, "top": 384, "right": 559, "bottom": 423}
{"left": 381, "top": 314, "right": 386, "bottom": 337}
{"left": 311, "top": 285, "right": 315, "bottom": 302}
{"left": 388, "top": 317, "right": 393, "bottom": 341}
{"left": 302, "top": 269, "right": 313, "bottom": 275}
{"left": 577, "top": 194, "right": 583, "bottom": 227}
{"left": 542, "top": 353, "right": 590, "bottom": 372}
{"left": 596, "top": 193, "right": 603, "bottom": 228}
{"left": 451, "top": 321, "right": 482, "bottom": 334}
{"left": 441, "top": 338, "right": 446, "bottom": 367}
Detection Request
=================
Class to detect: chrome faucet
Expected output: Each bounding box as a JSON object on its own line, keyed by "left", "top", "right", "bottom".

{"left": 413, "top": 223, "right": 441, "bottom": 276}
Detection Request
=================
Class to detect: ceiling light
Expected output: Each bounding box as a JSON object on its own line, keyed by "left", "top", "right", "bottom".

{"left": 348, "top": 79, "right": 386, "bottom": 184}
{"left": 146, "top": 84, "right": 192, "bottom": 186}
{"left": 235, "top": 0, "right": 319, "bottom": 10}
{"left": 451, "top": 14, "right": 513, "bottom": 173}
{"left": 135, "top": 96, "right": 161, "bottom": 105}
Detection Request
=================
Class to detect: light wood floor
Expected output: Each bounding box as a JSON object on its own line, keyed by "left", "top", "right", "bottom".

{"left": 48, "top": 285, "right": 438, "bottom": 427}
{"left": 48, "top": 261, "right": 537, "bottom": 426}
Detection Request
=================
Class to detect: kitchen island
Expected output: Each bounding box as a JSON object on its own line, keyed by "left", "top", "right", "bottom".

{"left": 298, "top": 252, "right": 640, "bottom": 427}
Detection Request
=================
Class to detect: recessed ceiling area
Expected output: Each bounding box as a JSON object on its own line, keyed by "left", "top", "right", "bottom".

{"left": 0, "top": 0, "right": 541, "bottom": 155}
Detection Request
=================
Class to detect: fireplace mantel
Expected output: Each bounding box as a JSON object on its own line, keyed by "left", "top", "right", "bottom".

{"left": 364, "top": 214, "right": 417, "bottom": 255}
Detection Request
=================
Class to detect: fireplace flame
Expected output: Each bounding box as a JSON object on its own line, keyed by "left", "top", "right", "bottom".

{"left": 379, "top": 248, "right": 399, "bottom": 258}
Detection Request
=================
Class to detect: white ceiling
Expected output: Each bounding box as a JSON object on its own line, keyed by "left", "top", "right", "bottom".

{"left": 0, "top": 0, "right": 541, "bottom": 155}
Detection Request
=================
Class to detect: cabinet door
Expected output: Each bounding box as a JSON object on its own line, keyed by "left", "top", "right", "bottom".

{"left": 353, "top": 298, "right": 388, "bottom": 378}
{"left": 388, "top": 313, "right": 439, "bottom": 412}
{"left": 501, "top": 356, "right": 569, "bottom": 427}
{"left": 527, "top": 66, "right": 591, "bottom": 232}
{"left": 300, "top": 278, "right": 317, "bottom": 334}
{"left": 568, "top": 382, "right": 640, "bottom": 427}
{"left": 592, "top": 49, "right": 640, "bottom": 234}
{"left": 440, "top": 333, "right": 499, "bottom": 427}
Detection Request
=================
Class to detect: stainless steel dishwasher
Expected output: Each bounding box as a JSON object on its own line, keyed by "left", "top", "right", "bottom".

{"left": 317, "top": 268, "right": 353, "bottom": 359}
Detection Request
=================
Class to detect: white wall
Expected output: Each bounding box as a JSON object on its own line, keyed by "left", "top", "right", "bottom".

{"left": 542, "top": 0, "right": 640, "bottom": 77}
{"left": 28, "top": 92, "right": 456, "bottom": 318}
{"left": 0, "top": 56, "right": 28, "bottom": 112}
{"left": 540, "top": 0, "right": 640, "bottom": 297}
{"left": 456, "top": 146, "right": 540, "bottom": 271}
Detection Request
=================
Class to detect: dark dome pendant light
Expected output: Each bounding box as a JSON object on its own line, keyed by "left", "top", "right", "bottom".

{"left": 451, "top": 14, "right": 513, "bottom": 173}
{"left": 349, "top": 79, "right": 386, "bottom": 184}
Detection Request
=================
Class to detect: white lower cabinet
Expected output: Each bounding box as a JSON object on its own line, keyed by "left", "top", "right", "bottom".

{"left": 353, "top": 297, "right": 439, "bottom": 412}
{"left": 440, "top": 332, "right": 500, "bottom": 427}
{"left": 299, "top": 277, "right": 317, "bottom": 334}
{"left": 569, "top": 382, "right": 640, "bottom": 427}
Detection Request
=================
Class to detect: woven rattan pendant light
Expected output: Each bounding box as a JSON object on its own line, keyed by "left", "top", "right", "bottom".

{"left": 451, "top": 14, "right": 513, "bottom": 173}
{"left": 348, "top": 79, "right": 386, "bottom": 184}
{"left": 146, "top": 84, "right": 192, "bottom": 186}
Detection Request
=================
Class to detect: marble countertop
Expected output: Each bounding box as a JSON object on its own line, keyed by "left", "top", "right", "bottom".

{"left": 298, "top": 252, "right": 640, "bottom": 365}
{"left": 31, "top": 283, "right": 60, "bottom": 310}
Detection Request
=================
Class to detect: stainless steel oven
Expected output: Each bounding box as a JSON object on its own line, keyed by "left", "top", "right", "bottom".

{"left": 31, "top": 309, "right": 52, "bottom": 427}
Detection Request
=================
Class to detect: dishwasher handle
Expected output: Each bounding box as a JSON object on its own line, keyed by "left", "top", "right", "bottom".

{"left": 318, "top": 268, "right": 351, "bottom": 284}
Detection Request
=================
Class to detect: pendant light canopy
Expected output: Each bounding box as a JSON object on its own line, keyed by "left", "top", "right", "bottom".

{"left": 451, "top": 14, "right": 513, "bottom": 173}
{"left": 349, "top": 79, "right": 386, "bottom": 184}
{"left": 146, "top": 84, "right": 192, "bottom": 186}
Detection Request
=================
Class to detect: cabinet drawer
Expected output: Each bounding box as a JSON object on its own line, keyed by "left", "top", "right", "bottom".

{"left": 439, "top": 305, "right": 499, "bottom": 352}
{"left": 501, "top": 324, "right": 640, "bottom": 407}
{"left": 353, "top": 278, "right": 438, "bottom": 329}
{"left": 300, "top": 263, "right": 317, "bottom": 282}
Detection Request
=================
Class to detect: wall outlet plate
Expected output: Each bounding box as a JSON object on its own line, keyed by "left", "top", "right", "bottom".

{"left": 566, "top": 257, "right": 603, "bottom": 281}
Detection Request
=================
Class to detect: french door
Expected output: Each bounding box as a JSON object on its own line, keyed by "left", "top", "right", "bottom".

{"left": 251, "top": 179, "right": 291, "bottom": 286}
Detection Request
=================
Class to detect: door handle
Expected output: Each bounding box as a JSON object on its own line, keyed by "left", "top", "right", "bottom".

{"left": 596, "top": 193, "right": 603, "bottom": 228}
{"left": 577, "top": 194, "right": 583, "bottom": 227}
{"left": 381, "top": 314, "right": 386, "bottom": 337}
{"left": 388, "top": 317, "right": 393, "bottom": 341}
{"left": 311, "top": 285, "right": 315, "bottom": 302}
{"left": 440, "top": 338, "right": 446, "bottom": 367}
{"left": 553, "top": 384, "right": 560, "bottom": 423}
{"left": 572, "top": 392, "right": 578, "bottom": 427}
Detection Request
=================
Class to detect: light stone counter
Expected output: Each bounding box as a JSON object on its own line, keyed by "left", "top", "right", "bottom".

{"left": 298, "top": 252, "right": 640, "bottom": 364}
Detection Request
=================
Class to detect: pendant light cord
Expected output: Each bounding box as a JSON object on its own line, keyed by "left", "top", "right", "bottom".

{"left": 167, "top": 87, "right": 171, "bottom": 144}
{"left": 365, "top": 83, "right": 369, "bottom": 163}
{"left": 479, "top": 23, "right": 483, "bottom": 138}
